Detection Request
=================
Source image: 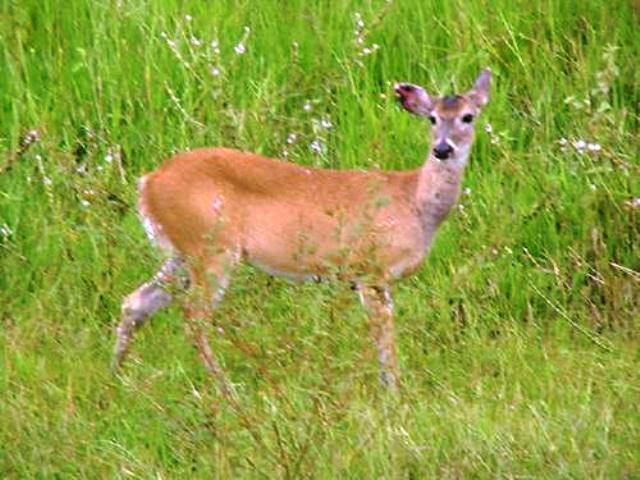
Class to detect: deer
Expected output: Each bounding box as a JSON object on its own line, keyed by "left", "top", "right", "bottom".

{"left": 112, "top": 69, "right": 491, "bottom": 392}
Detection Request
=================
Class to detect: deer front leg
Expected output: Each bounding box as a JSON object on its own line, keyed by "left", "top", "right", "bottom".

{"left": 112, "top": 257, "right": 186, "bottom": 372}
{"left": 357, "top": 284, "right": 400, "bottom": 390}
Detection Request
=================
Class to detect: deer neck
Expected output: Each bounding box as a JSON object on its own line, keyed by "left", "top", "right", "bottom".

{"left": 415, "top": 153, "right": 468, "bottom": 231}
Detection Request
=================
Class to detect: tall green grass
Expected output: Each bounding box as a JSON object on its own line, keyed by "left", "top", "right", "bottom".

{"left": 1, "top": 0, "right": 638, "bottom": 477}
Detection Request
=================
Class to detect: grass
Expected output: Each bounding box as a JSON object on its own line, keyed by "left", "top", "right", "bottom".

{"left": 1, "top": 0, "right": 639, "bottom": 477}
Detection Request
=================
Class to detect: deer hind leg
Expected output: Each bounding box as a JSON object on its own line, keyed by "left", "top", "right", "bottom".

{"left": 112, "top": 257, "right": 187, "bottom": 372}
{"left": 357, "top": 284, "right": 400, "bottom": 390}
{"left": 182, "top": 250, "right": 238, "bottom": 397}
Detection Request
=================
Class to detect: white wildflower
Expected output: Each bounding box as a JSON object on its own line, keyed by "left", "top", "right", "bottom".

{"left": 105, "top": 151, "right": 114, "bottom": 163}
{"left": 160, "top": 32, "right": 168, "bottom": 39}
{"left": 587, "top": 143, "right": 601, "bottom": 152}
{"left": 234, "top": 42, "right": 246, "bottom": 55}
{"left": 309, "top": 139, "right": 324, "bottom": 154}
{"left": 42, "top": 176, "right": 52, "bottom": 186}
{"left": 362, "top": 47, "right": 372, "bottom": 55}
{"left": 22, "top": 129, "right": 40, "bottom": 146}
{"left": 484, "top": 123, "right": 493, "bottom": 134}
{"left": 167, "top": 39, "right": 177, "bottom": 49}
{"left": 244, "top": 26, "right": 251, "bottom": 34}
{"left": 286, "top": 133, "right": 297, "bottom": 144}
{"left": 210, "top": 66, "right": 221, "bottom": 76}
{"left": 184, "top": 14, "right": 192, "bottom": 22}
{"left": 0, "top": 223, "right": 12, "bottom": 238}
{"left": 190, "top": 36, "right": 201, "bottom": 47}
{"left": 626, "top": 198, "right": 640, "bottom": 209}
{"left": 463, "top": 187, "right": 472, "bottom": 196}
{"left": 303, "top": 101, "right": 312, "bottom": 112}
{"left": 558, "top": 137, "right": 568, "bottom": 146}
{"left": 80, "top": 199, "right": 90, "bottom": 208}
{"left": 573, "top": 139, "right": 587, "bottom": 151}
{"left": 320, "top": 118, "right": 332, "bottom": 129}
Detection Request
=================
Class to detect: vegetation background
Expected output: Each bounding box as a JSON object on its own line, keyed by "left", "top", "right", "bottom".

{"left": 1, "top": 0, "right": 638, "bottom": 477}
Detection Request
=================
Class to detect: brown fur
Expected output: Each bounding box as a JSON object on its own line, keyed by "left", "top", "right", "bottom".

{"left": 142, "top": 148, "right": 428, "bottom": 280}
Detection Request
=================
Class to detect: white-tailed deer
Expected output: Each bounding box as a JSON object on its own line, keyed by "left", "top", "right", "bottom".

{"left": 112, "top": 69, "right": 491, "bottom": 391}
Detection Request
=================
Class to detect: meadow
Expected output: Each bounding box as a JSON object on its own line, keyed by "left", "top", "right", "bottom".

{"left": 1, "top": 0, "right": 639, "bottom": 477}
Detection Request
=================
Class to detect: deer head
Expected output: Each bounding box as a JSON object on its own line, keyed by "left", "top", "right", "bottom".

{"left": 395, "top": 69, "right": 491, "bottom": 162}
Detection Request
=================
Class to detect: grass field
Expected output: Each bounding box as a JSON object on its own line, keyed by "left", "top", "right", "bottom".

{"left": 1, "top": 0, "right": 639, "bottom": 477}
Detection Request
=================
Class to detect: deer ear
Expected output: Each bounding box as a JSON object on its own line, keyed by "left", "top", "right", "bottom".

{"left": 467, "top": 68, "right": 491, "bottom": 108}
{"left": 394, "top": 83, "right": 433, "bottom": 116}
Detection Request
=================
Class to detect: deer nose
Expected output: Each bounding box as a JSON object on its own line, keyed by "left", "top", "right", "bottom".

{"left": 433, "top": 143, "right": 453, "bottom": 160}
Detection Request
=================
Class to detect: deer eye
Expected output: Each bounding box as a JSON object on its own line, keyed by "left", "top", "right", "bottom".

{"left": 461, "top": 113, "right": 474, "bottom": 123}
{"left": 428, "top": 115, "right": 437, "bottom": 125}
